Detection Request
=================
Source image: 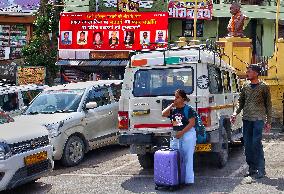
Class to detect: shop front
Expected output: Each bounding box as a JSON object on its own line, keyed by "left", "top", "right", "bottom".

{"left": 56, "top": 51, "right": 129, "bottom": 83}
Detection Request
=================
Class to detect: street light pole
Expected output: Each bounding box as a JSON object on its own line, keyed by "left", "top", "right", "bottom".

{"left": 193, "top": 0, "right": 198, "bottom": 40}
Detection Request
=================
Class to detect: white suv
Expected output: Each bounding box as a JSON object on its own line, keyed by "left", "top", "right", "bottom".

{"left": 0, "top": 112, "right": 53, "bottom": 191}
{"left": 20, "top": 80, "right": 122, "bottom": 166}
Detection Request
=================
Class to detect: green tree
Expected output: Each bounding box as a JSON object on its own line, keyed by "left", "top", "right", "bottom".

{"left": 22, "top": 0, "right": 63, "bottom": 85}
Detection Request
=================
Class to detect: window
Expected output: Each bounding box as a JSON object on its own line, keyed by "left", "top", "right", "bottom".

{"left": 0, "top": 25, "right": 27, "bottom": 60}
{"left": 182, "top": 20, "right": 204, "bottom": 37}
{"left": 133, "top": 68, "right": 194, "bottom": 97}
{"left": 87, "top": 87, "right": 111, "bottom": 106}
{"left": 222, "top": 71, "right": 231, "bottom": 93}
{"left": 0, "top": 93, "right": 19, "bottom": 112}
{"left": 208, "top": 65, "right": 223, "bottom": 94}
{"left": 110, "top": 83, "right": 122, "bottom": 102}
{"left": 21, "top": 90, "right": 43, "bottom": 106}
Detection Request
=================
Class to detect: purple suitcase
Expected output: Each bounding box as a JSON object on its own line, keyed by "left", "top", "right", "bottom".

{"left": 154, "top": 149, "right": 185, "bottom": 190}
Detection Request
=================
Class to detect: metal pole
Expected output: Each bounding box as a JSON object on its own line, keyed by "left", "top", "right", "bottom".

{"left": 193, "top": 0, "right": 198, "bottom": 40}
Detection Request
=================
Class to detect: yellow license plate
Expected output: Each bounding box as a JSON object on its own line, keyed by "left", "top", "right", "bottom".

{"left": 195, "top": 144, "right": 212, "bottom": 152}
{"left": 24, "top": 151, "right": 48, "bottom": 166}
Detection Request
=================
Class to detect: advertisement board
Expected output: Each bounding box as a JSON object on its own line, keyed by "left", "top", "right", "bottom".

{"left": 17, "top": 66, "right": 45, "bottom": 85}
{"left": 0, "top": 0, "right": 40, "bottom": 13}
{"left": 59, "top": 12, "right": 168, "bottom": 51}
{"left": 117, "top": 0, "right": 139, "bottom": 12}
{"left": 168, "top": 0, "right": 212, "bottom": 20}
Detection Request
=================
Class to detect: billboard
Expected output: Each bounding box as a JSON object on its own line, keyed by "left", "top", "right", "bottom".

{"left": 168, "top": 0, "right": 212, "bottom": 20}
{"left": 117, "top": 0, "right": 139, "bottom": 12}
{"left": 0, "top": 0, "right": 40, "bottom": 13}
{"left": 59, "top": 12, "right": 168, "bottom": 51}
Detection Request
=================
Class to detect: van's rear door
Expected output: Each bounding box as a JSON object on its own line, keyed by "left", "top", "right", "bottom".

{"left": 129, "top": 67, "right": 194, "bottom": 132}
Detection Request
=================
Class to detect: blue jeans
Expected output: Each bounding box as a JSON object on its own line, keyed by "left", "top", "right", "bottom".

{"left": 243, "top": 120, "right": 265, "bottom": 173}
{"left": 170, "top": 128, "right": 196, "bottom": 183}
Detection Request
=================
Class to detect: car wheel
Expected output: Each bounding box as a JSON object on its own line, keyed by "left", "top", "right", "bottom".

{"left": 61, "top": 136, "right": 85, "bottom": 167}
{"left": 216, "top": 129, "right": 229, "bottom": 168}
{"left": 138, "top": 153, "right": 154, "bottom": 169}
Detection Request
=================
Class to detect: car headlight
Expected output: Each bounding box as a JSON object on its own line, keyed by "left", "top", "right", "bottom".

{"left": 0, "top": 142, "right": 12, "bottom": 160}
{"left": 45, "top": 121, "right": 64, "bottom": 138}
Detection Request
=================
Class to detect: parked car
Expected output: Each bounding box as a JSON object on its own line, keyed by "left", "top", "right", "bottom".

{"left": 21, "top": 80, "right": 122, "bottom": 166}
{"left": 0, "top": 84, "right": 47, "bottom": 117}
{"left": 0, "top": 112, "right": 53, "bottom": 191}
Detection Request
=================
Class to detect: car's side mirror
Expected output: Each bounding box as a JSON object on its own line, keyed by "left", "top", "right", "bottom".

{"left": 85, "top": 102, "right": 97, "bottom": 110}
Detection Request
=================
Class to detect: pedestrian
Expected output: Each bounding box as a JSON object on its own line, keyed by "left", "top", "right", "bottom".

{"left": 162, "top": 89, "right": 196, "bottom": 185}
{"left": 231, "top": 64, "right": 272, "bottom": 179}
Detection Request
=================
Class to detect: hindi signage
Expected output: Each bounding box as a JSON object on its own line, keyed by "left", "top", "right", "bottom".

{"left": 168, "top": 0, "right": 212, "bottom": 20}
{"left": 59, "top": 12, "right": 168, "bottom": 51}
{"left": 17, "top": 66, "right": 45, "bottom": 85}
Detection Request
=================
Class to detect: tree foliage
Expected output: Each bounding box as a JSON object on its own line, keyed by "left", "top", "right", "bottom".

{"left": 22, "top": 0, "right": 63, "bottom": 85}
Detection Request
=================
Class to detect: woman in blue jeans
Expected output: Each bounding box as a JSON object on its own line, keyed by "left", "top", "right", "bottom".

{"left": 162, "top": 89, "right": 196, "bottom": 184}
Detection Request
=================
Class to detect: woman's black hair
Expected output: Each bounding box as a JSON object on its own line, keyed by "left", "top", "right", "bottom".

{"left": 175, "top": 89, "right": 189, "bottom": 102}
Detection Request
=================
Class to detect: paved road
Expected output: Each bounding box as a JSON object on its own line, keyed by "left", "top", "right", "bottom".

{"left": 2, "top": 136, "right": 284, "bottom": 194}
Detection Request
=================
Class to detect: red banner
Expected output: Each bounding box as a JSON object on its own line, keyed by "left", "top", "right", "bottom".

{"left": 59, "top": 12, "right": 168, "bottom": 51}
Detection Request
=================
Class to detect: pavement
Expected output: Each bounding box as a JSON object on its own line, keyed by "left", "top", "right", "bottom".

{"left": 1, "top": 131, "right": 284, "bottom": 194}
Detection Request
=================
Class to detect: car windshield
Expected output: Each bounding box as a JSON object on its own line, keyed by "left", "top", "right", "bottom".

{"left": 133, "top": 68, "right": 194, "bottom": 97}
{"left": 25, "top": 89, "right": 85, "bottom": 114}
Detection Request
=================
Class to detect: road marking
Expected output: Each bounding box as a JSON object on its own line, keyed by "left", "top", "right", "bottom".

{"left": 228, "top": 143, "right": 273, "bottom": 177}
{"left": 101, "top": 160, "right": 137, "bottom": 175}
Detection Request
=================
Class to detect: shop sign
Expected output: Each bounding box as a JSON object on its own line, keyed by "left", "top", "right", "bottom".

{"left": 59, "top": 12, "right": 168, "bottom": 51}
{"left": 168, "top": 0, "right": 212, "bottom": 20}
{"left": 17, "top": 66, "right": 45, "bottom": 85}
{"left": 102, "top": 0, "right": 154, "bottom": 9}
{"left": 117, "top": 0, "right": 139, "bottom": 12}
{"left": 90, "top": 51, "right": 129, "bottom": 59}
{"left": 0, "top": 0, "right": 40, "bottom": 13}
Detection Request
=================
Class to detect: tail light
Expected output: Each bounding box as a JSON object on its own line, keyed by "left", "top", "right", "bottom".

{"left": 118, "top": 111, "right": 129, "bottom": 130}
{"left": 197, "top": 107, "right": 211, "bottom": 127}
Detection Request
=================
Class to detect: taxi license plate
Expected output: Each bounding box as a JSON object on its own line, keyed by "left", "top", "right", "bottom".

{"left": 24, "top": 151, "right": 48, "bottom": 166}
{"left": 195, "top": 144, "right": 212, "bottom": 152}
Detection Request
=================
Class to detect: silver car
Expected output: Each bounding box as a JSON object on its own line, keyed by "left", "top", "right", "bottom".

{"left": 16, "top": 80, "right": 122, "bottom": 166}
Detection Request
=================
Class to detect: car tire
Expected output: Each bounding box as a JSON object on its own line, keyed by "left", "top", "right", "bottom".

{"left": 138, "top": 153, "right": 154, "bottom": 169}
{"left": 216, "top": 128, "right": 229, "bottom": 168}
{"left": 61, "top": 135, "right": 85, "bottom": 167}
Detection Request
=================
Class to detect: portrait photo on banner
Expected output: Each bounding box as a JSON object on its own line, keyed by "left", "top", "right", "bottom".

{"left": 155, "top": 30, "right": 166, "bottom": 43}
{"left": 140, "top": 31, "right": 150, "bottom": 45}
{"left": 109, "top": 31, "right": 119, "bottom": 45}
{"left": 61, "top": 31, "right": 72, "bottom": 45}
{"left": 93, "top": 31, "right": 103, "bottom": 45}
{"left": 77, "top": 31, "right": 88, "bottom": 45}
{"left": 124, "top": 31, "right": 134, "bottom": 46}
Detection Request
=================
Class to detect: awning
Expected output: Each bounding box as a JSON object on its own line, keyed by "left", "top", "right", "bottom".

{"left": 56, "top": 60, "right": 129, "bottom": 66}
